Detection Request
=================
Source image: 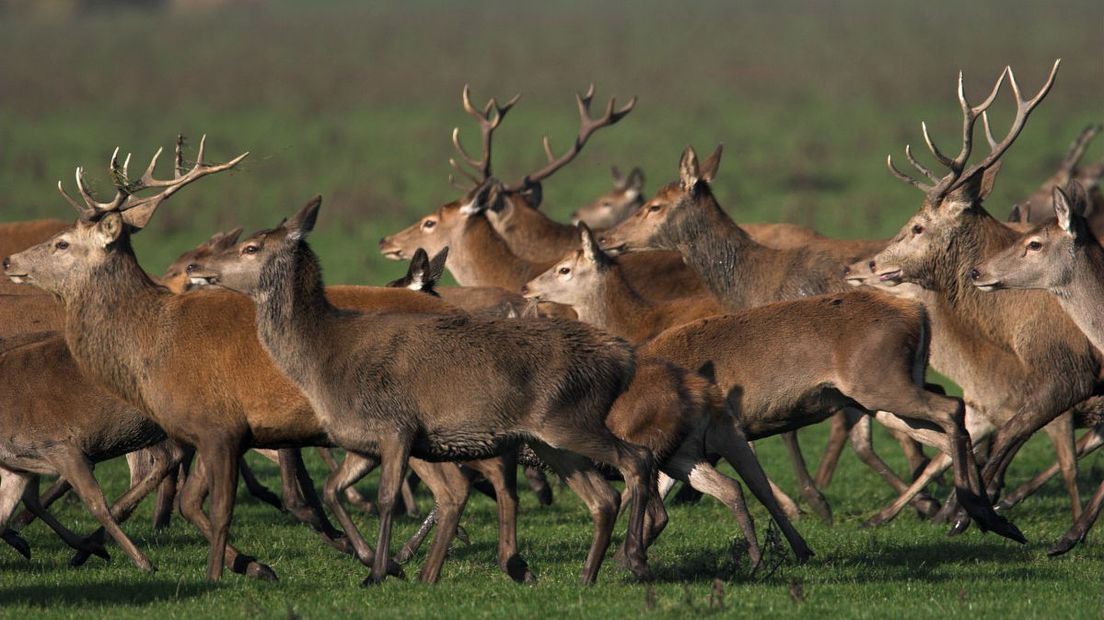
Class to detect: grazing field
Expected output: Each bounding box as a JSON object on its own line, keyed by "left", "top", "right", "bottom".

{"left": 1, "top": 0, "right": 1103, "bottom": 617}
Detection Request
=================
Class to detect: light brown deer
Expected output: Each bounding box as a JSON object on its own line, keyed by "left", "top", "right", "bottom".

{"left": 0, "top": 220, "right": 70, "bottom": 295}
{"left": 570, "top": 165, "right": 645, "bottom": 230}
{"left": 865, "top": 60, "right": 1104, "bottom": 534}
{"left": 187, "top": 196, "right": 659, "bottom": 585}
{"left": 4, "top": 139, "right": 535, "bottom": 584}
{"left": 972, "top": 182, "right": 1104, "bottom": 553}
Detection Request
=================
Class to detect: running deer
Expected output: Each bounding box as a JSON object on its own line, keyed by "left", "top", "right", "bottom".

{"left": 4, "top": 139, "right": 534, "bottom": 585}
{"left": 186, "top": 196, "right": 658, "bottom": 585}
{"left": 0, "top": 331, "right": 185, "bottom": 571}
{"left": 865, "top": 60, "right": 1103, "bottom": 534}
{"left": 597, "top": 143, "right": 932, "bottom": 523}
{"left": 972, "top": 183, "right": 1104, "bottom": 554}
{"left": 570, "top": 166, "right": 645, "bottom": 230}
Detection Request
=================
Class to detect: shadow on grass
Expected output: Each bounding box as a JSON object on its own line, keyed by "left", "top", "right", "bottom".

{"left": 1, "top": 578, "right": 219, "bottom": 607}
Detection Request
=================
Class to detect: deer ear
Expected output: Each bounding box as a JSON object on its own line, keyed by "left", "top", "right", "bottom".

{"left": 679, "top": 146, "right": 700, "bottom": 190}
{"left": 579, "top": 223, "right": 609, "bottom": 267}
{"left": 979, "top": 161, "right": 1002, "bottom": 201}
{"left": 287, "top": 196, "right": 321, "bottom": 241}
{"left": 1054, "top": 186, "right": 1075, "bottom": 233}
{"left": 428, "top": 247, "right": 449, "bottom": 281}
{"left": 700, "top": 144, "right": 723, "bottom": 183}
{"left": 626, "top": 167, "right": 645, "bottom": 192}
{"left": 460, "top": 181, "right": 495, "bottom": 216}
{"left": 943, "top": 166, "right": 987, "bottom": 210}
{"left": 97, "top": 212, "right": 124, "bottom": 246}
{"left": 216, "top": 227, "right": 244, "bottom": 251}
{"left": 610, "top": 165, "right": 624, "bottom": 188}
{"left": 1066, "top": 181, "right": 1090, "bottom": 217}
{"left": 1007, "top": 204, "right": 1022, "bottom": 224}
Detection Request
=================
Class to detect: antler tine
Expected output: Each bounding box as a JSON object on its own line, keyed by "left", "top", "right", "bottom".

{"left": 980, "top": 111, "right": 998, "bottom": 150}
{"left": 451, "top": 85, "right": 521, "bottom": 187}
{"left": 503, "top": 85, "right": 637, "bottom": 192}
{"left": 74, "top": 163, "right": 126, "bottom": 214}
{"left": 886, "top": 154, "right": 932, "bottom": 191}
{"left": 175, "top": 134, "right": 186, "bottom": 179}
{"left": 57, "top": 180, "right": 88, "bottom": 215}
{"left": 448, "top": 157, "right": 482, "bottom": 186}
{"left": 945, "top": 59, "right": 1061, "bottom": 195}
{"left": 904, "top": 144, "right": 939, "bottom": 183}
{"left": 1060, "top": 123, "right": 1103, "bottom": 173}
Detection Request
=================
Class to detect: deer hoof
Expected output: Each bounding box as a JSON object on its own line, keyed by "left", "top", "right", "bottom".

{"left": 504, "top": 555, "right": 536, "bottom": 584}
{"left": 946, "top": 517, "right": 971, "bottom": 537}
{"left": 360, "top": 574, "right": 387, "bottom": 587}
{"left": 2, "top": 532, "right": 31, "bottom": 560}
{"left": 1047, "top": 535, "right": 1080, "bottom": 557}
{"left": 246, "top": 562, "right": 278, "bottom": 582}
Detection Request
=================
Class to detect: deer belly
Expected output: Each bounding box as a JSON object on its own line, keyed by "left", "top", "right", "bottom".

{"left": 411, "top": 429, "right": 522, "bottom": 462}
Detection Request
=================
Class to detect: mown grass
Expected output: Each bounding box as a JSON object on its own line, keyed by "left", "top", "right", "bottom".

{"left": 0, "top": 0, "right": 1103, "bottom": 617}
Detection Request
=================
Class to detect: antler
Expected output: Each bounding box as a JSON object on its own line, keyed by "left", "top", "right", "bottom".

{"left": 58, "top": 135, "right": 249, "bottom": 229}
{"left": 502, "top": 84, "right": 636, "bottom": 193}
{"left": 449, "top": 85, "right": 520, "bottom": 188}
{"left": 1059, "top": 123, "right": 1103, "bottom": 175}
{"left": 887, "top": 59, "right": 1060, "bottom": 204}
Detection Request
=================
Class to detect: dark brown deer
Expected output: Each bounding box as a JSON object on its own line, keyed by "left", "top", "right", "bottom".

{"left": 865, "top": 60, "right": 1104, "bottom": 534}
{"left": 570, "top": 166, "right": 645, "bottom": 230}
{"left": 4, "top": 139, "right": 532, "bottom": 584}
{"left": 186, "top": 196, "right": 659, "bottom": 585}
{"left": 1012, "top": 124, "right": 1104, "bottom": 233}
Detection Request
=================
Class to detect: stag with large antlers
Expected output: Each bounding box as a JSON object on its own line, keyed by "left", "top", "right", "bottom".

{"left": 866, "top": 60, "right": 1104, "bottom": 533}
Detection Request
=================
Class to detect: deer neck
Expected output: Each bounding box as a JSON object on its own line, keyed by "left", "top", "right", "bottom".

{"left": 63, "top": 245, "right": 169, "bottom": 404}
{"left": 446, "top": 215, "right": 546, "bottom": 289}
{"left": 252, "top": 243, "right": 335, "bottom": 388}
{"left": 579, "top": 264, "right": 657, "bottom": 342}
{"left": 669, "top": 199, "right": 763, "bottom": 310}
{"left": 1053, "top": 242, "right": 1104, "bottom": 355}
{"left": 489, "top": 200, "right": 577, "bottom": 254}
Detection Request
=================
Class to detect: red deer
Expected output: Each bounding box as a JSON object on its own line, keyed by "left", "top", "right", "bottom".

{"left": 570, "top": 166, "right": 645, "bottom": 230}
{"left": 864, "top": 60, "right": 1103, "bottom": 534}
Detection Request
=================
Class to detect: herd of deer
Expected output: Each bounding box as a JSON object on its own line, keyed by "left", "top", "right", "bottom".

{"left": 1, "top": 58, "right": 1104, "bottom": 588}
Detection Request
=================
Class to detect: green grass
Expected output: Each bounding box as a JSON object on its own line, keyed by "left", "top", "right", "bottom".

{"left": 1, "top": 0, "right": 1103, "bottom": 617}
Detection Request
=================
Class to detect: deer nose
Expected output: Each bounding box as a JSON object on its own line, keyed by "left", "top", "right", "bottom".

{"left": 867, "top": 260, "right": 876, "bottom": 272}
{"left": 378, "top": 237, "right": 387, "bottom": 249}
{"left": 1, "top": 256, "right": 9, "bottom": 271}
{"left": 519, "top": 285, "right": 530, "bottom": 295}
{"left": 842, "top": 265, "right": 851, "bottom": 276}
{"left": 969, "top": 268, "right": 981, "bottom": 281}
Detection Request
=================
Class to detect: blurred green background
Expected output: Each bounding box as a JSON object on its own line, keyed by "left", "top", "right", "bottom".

{"left": 1, "top": 2, "right": 1103, "bottom": 618}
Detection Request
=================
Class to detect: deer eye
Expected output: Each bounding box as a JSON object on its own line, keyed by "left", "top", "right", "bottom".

{"left": 558, "top": 267, "right": 571, "bottom": 275}
{"left": 242, "top": 245, "right": 260, "bottom": 255}
{"left": 648, "top": 204, "right": 661, "bottom": 213}
{"left": 1027, "top": 240, "right": 1043, "bottom": 251}
{"left": 422, "top": 219, "right": 437, "bottom": 230}
{"left": 55, "top": 240, "right": 69, "bottom": 250}
{"left": 911, "top": 224, "right": 924, "bottom": 235}
{"left": 185, "top": 263, "right": 198, "bottom": 274}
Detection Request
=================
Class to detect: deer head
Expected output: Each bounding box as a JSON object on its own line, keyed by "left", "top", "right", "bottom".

{"left": 188, "top": 196, "right": 321, "bottom": 295}
{"left": 161, "top": 227, "right": 244, "bottom": 293}
{"left": 972, "top": 183, "right": 1091, "bottom": 291}
{"left": 379, "top": 180, "right": 498, "bottom": 260}
{"left": 868, "top": 61, "right": 1060, "bottom": 288}
{"left": 385, "top": 247, "right": 449, "bottom": 294}
{"left": 521, "top": 224, "right": 613, "bottom": 306}
{"left": 570, "top": 166, "right": 645, "bottom": 229}
{"left": 3, "top": 135, "right": 247, "bottom": 297}
{"left": 598, "top": 144, "right": 722, "bottom": 255}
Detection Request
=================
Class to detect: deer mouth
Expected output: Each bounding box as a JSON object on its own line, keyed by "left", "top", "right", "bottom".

{"left": 874, "top": 269, "right": 903, "bottom": 286}
{"left": 6, "top": 273, "right": 31, "bottom": 284}
{"left": 188, "top": 272, "right": 219, "bottom": 287}
{"left": 972, "top": 279, "right": 1002, "bottom": 292}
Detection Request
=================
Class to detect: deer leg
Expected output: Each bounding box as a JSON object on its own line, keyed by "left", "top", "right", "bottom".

{"left": 846, "top": 411, "right": 939, "bottom": 518}
{"left": 198, "top": 440, "right": 242, "bottom": 582}
{"left": 362, "top": 437, "right": 412, "bottom": 586}
{"left": 70, "top": 441, "right": 184, "bottom": 567}
{"left": 1049, "top": 477, "right": 1104, "bottom": 556}
{"left": 10, "top": 477, "right": 71, "bottom": 531}
{"left": 396, "top": 507, "right": 437, "bottom": 565}
{"left": 19, "top": 475, "right": 109, "bottom": 560}
{"left": 405, "top": 460, "right": 468, "bottom": 584}
{"left": 528, "top": 442, "right": 622, "bottom": 585}
{"left": 523, "top": 466, "right": 554, "bottom": 506}
{"left": 781, "top": 431, "right": 832, "bottom": 524}
{"left": 151, "top": 464, "right": 180, "bottom": 530}
{"left": 322, "top": 452, "right": 381, "bottom": 567}
{"left": 466, "top": 454, "right": 533, "bottom": 583}
{"left": 280, "top": 448, "right": 352, "bottom": 554}
{"left": 50, "top": 447, "right": 154, "bottom": 572}
{"left": 890, "top": 427, "right": 930, "bottom": 482}
{"left": 177, "top": 456, "right": 275, "bottom": 581}
{"left": 0, "top": 468, "right": 31, "bottom": 559}
{"left": 1000, "top": 427, "right": 1104, "bottom": 512}
{"left": 318, "top": 448, "right": 375, "bottom": 513}
{"left": 707, "top": 411, "right": 812, "bottom": 562}
{"left": 814, "top": 411, "right": 850, "bottom": 488}
{"left": 399, "top": 474, "right": 421, "bottom": 519}
{"left": 239, "top": 456, "right": 282, "bottom": 512}
{"left": 1043, "top": 413, "right": 1082, "bottom": 522}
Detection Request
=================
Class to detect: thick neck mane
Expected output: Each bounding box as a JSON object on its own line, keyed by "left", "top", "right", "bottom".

{"left": 64, "top": 236, "right": 170, "bottom": 406}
